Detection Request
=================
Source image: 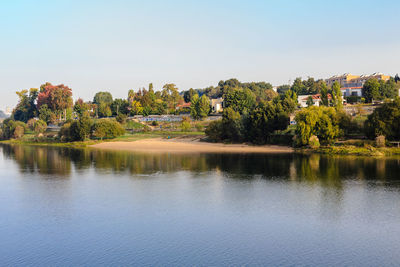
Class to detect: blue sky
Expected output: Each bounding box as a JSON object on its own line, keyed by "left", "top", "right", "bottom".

{"left": 0, "top": 0, "right": 399, "bottom": 109}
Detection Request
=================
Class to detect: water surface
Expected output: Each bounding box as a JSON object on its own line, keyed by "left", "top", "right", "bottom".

{"left": 1, "top": 144, "right": 400, "bottom": 266}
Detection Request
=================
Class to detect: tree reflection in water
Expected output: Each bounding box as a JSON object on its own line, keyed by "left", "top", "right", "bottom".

{"left": 1, "top": 144, "right": 400, "bottom": 189}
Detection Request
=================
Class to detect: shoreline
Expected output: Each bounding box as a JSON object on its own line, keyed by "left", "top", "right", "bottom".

{"left": 90, "top": 138, "right": 294, "bottom": 154}
{"left": 2, "top": 135, "right": 400, "bottom": 157}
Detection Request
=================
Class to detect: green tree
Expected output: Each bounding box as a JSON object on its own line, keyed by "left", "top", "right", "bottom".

{"left": 184, "top": 88, "right": 197, "bottom": 103}
{"left": 277, "top": 85, "right": 291, "bottom": 94}
{"left": 291, "top": 78, "right": 306, "bottom": 94}
{"left": 190, "top": 94, "right": 200, "bottom": 119}
{"left": 12, "top": 88, "right": 38, "bottom": 122}
{"left": 246, "top": 101, "right": 289, "bottom": 144}
{"left": 221, "top": 107, "right": 243, "bottom": 142}
{"left": 320, "top": 82, "right": 329, "bottom": 106}
{"left": 306, "top": 96, "right": 314, "bottom": 107}
{"left": 73, "top": 98, "right": 90, "bottom": 117}
{"left": 98, "top": 103, "right": 112, "bottom": 118}
{"left": 1, "top": 119, "right": 27, "bottom": 140}
{"left": 161, "top": 83, "right": 182, "bottom": 111}
{"left": 380, "top": 78, "right": 398, "bottom": 99}
{"left": 198, "top": 95, "right": 210, "bottom": 118}
{"left": 190, "top": 94, "right": 210, "bottom": 120}
{"left": 93, "top": 119, "right": 125, "bottom": 140}
{"left": 362, "top": 79, "right": 381, "bottom": 103}
{"left": 364, "top": 98, "right": 400, "bottom": 140}
{"left": 224, "top": 88, "right": 256, "bottom": 114}
{"left": 93, "top": 91, "right": 113, "bottom": 105}
{"left": 331, "top": 81, "right": 343, "bottom": 109}
{"left": 295, "top": 106, "right": 340, "bottom": 146}
{"left": 111, "top": 99, "right": 129, "bottom": 115}
{"left": 38, "top": 104, "right": 55, "bottom": 124}
{"left": 33, "top": 120, "right": 47, "bottom": 136}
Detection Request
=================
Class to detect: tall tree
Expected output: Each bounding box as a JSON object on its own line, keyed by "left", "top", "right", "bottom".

{"left": 362, "top": 79, "right": 381, "bottom": 103}
{"left": 190, "top": 94, "right": 210, "bottom": 120}
{"left": 93, "top": 91, "right": 113, "bottom": 105}
{"left": 184, "top": 88, "right": 197, "bottom": 103}
{"left": 224, "top": 88, "right": 256, "bottom": 114}
{"left": 320, "top": 82, "right": 329, "bottom": 106}
{"left": 331, "top": 81, "right": 343, "bottom": 109}
{"left": 37, "top": 83, "right": 73, "bottom": 119}
{"left": 380, "top": 78, "right": 398, "bottom": 99}
{"left": 162, "top": 83, "right": 182, "bottom": 110}
{"left": 12, "top": 88, "right": 38, "bottom": 122}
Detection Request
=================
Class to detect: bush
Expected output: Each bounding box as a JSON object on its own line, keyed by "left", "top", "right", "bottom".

{"left": 13, "top": 125, "right": 25, "bottom": 139}
{"left": 33, "top": 120, "right": 47, "bottom": 135}
{"left": 375, "top": 135, "right": 386, "bottom": 148}
{"left": 58, "top": 115, "right": 92, "bottom": 141}
{"left": 93, "top": 119, "right": 125, "bottom": 139}
{"left": 364, "top": 98, "right": 400, "bottom": 140}
{"left": 27, "top": 118, "right": 37, "bottom": 131}
{"left": 116, "top": 113, "right": 127, "bottom": 124}
{"left": 1, "top": 119, "right": 27, "bottom": 140}
{"left": 205, "top": 120, "right": 223, "bottom": 142}
{"left": 181, "top": 121, "right": 191, "bottom": 132}
{"left": 58, "top": 122, "right": 72, "bottom": 141}
{"left": 309, "top": 135, "right": 320, "bottom": 149}
{"left": 151, "top": 121, "right": 159, "bottom": 126}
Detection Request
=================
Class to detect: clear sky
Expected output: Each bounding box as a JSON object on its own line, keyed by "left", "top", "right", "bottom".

{"left": 1, "top": 0, "right": 399, "bottom": 109}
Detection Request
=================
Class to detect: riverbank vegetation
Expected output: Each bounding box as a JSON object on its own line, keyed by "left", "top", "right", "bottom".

{"left": 2, "top": 76, "right": 400, "bottom": 156}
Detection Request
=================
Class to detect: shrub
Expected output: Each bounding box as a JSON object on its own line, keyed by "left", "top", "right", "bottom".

{"left": 33, "top": 120, "right": 47, "bottom": 135}
{"left": 151, "top": 121, "right": 159, "bottom": 126}
{"left": 181, "top": 121, "right": 191, "bottom": 132}
{"left": 375, "top": 135, "right": 386, "bottom": 148}
{"left": 116, "top": 113, "right": 127, "bottom": 124}
{"left": 1, "top": 119, "right": 27, "bottom": 140}
{"left": 58, "top": 115, "right": 92, "bottom": 141}
{"left": 58, "top": 122, "right": 72, "bottom": 141}
{"left": 309, "top": 135, "right": 320, "bottom": 149}
{"left": 13, "top": 125, "right": 25, "bottom": 139}
{"left": 93, "top": 119, "right": 125, "bottom": 139}
{"left": 205, "top": 120, "right": 223, "bottom": 142}
{"left": 364, "top": 98, "right": 400, "bottom": 140}
{"left": 27, "top": 118, "right": 37, "bottom": 131}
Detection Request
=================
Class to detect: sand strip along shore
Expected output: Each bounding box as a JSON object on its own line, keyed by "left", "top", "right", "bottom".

{"left": 90, "top": 138, "right": 294, "bottom": 154}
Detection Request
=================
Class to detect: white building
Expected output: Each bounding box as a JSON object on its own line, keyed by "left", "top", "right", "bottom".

{"left": 211, "top": 98, "right": 224, "bottom": 113}
{"left": 298, "top": 94, "right": 332, "bottom": 108}
{"left": 340, "top": 86, "right": 362, "bottom": 97}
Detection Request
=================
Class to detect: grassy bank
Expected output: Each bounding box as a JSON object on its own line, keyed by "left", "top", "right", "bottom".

{"left": 3, "top": 131, "right": 400, "bottom": 157}
{"left": 305, "top": 145, "right": 400, "bottom": 157}
{"left": 0, "top": 131, "right": 205, "bottom": 148}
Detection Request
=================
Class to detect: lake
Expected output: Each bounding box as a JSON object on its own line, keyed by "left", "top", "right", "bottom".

{"left": 1, "top": 144, "right": 400, "bottom": 266}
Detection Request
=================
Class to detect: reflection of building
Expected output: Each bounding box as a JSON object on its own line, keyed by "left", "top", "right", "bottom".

{"left": 298, "top": 94, "right": 332, "bottom": 108}
{"left": 211, "top": 98, "right": 224, "bottom": 113}
{"left": 326, "top": 73, "right": 390, "bottom": 88}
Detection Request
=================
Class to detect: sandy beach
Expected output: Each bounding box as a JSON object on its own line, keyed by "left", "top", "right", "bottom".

{"left": 91, "top": 138, "right": 294, "bottom": 154}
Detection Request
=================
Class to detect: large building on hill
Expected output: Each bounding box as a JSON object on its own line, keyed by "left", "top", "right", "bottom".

{"left": 326, "top": 73, "right": 391, "bottom": 97}
{"left": 326, "top": 73, "right": 390, "bottom": 88}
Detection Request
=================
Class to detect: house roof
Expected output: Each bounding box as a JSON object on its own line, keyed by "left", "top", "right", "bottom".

{"left": 176, "top": 102, "right": 191, "bottom": 108}
{"left": 300, "top": 94, "right": 332, "bottom": 101}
